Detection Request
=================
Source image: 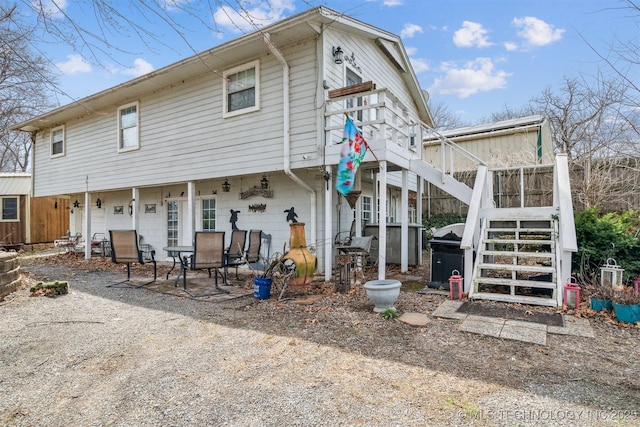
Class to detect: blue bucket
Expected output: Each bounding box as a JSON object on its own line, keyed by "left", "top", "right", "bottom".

{"left": 253, "top": 277, "right": 272, "bottom": 300}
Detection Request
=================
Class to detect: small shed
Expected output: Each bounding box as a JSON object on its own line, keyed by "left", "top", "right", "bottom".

{"left": 0, "top": 173, "right": 69, "bottom": 246}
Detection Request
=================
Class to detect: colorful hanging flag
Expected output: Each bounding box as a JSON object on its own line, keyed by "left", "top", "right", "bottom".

{"left": 336, "top": 115, "right": 369, "bottom": 196}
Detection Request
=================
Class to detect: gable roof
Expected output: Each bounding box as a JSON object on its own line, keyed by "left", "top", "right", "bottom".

{"left": 13, "top": 6, "right": 431, "bottom": 132}
{"left": 425, "top": 115, "right": 546, "bottom": 144}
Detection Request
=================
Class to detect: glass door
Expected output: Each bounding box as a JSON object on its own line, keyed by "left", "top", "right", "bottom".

{"left": 167, "top": 200, "right": 179, "bottom": 247}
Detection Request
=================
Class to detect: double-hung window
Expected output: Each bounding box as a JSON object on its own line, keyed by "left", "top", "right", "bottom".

{"left": 202, "top": 198, "right": 216, "bottom": 231}
{"left": 1, "top": 197, "right": 18, "bottom": 222}
{"left": 118, "top": 102, "right": 139, "bottom": 151}
{"left": 51, "top": 126, "right": 65, "bottom": 157}
{"left": 223, "top": 60, "right": 259, "bottom": 117}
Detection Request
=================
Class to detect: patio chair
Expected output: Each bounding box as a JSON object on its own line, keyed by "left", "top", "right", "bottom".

{"left": 225, "top": 229, "right": 247, "bottom": 281}
{"left": 184, "top": 231, "right": 229, "bottom": 297}
{"left": 107, "top": 230, "right": 157, "bottom": 287}
{"left": 336, "top": 235, "right": 373, "bottom": 282}
{"left": 226, "top": 229, "right": 262, "bottom": 279}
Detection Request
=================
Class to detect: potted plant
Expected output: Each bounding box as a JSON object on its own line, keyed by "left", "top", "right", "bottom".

{"left": 611, "top": 285, "right": 640, "bottom": 324}
{"left": 585, "top": 282, "right": 614, "bottom": 311}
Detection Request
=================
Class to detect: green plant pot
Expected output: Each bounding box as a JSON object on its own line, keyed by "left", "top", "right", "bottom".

{"left": 590, "top": 297, "right": 613, "bottom": 311}
{"left": 612, "top": 303, "right": 640, "bottom": 324}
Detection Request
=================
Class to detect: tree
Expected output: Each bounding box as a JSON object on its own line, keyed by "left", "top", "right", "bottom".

{"left": 427, "top": 99, "right": 469, "bottom": 131}
{"left": 529, "top": 75, "right": 639, "bottom": 209}
{"left": 0, "top": 5, "right": 56, "bottom": 171}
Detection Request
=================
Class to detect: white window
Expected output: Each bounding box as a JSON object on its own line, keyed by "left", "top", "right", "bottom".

{"left": 1, "top": 197, "right": 18, "bottom": 222}
{"left": 51, "top": 126, "right": 65, "bottom": 157}
{"left": 202, "top": 198, "right": 216, "bottom": 231}
{"left": 361, "top": 195, "right": 372, "bottom": 224}
{"left": 346, "top": 68, "right": 363, "bottom": 122}
{"left": 223, "top": 60, "right": 260, "bottom": 117}
{"left": 118, "top": 102, "right": 139, "bottom": 151}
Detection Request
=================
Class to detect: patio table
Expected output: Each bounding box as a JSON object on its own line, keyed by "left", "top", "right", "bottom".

{"left": 163, "top": 246, "right": 194, "bottom": 286}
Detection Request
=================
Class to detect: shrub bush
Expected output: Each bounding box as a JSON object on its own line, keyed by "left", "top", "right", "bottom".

{"left": 573, "top": 208, "right": 640, "bottom": 284}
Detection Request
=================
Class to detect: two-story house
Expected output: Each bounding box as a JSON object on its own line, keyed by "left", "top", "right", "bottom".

{"left": 13, "top": 6, "right": 576, "bottom": 306}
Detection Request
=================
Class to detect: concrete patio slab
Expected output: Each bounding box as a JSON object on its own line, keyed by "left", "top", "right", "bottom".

{"left": 431, "top": 301, "right": 595, "bottom": 345}
{"left": 431, "top": 300, "right": 466, "bottom": 320}
{"left": 548, "top": 315, "right": 594, "bottom": 338}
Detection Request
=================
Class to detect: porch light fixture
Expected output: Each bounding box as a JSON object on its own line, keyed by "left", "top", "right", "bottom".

{"left": 54, "top": 201, "right": 58, "bottom": 209}
{"left": 73, "top": 200, "right": 80, "bottom": 208}
{"left": 96, "top": 198, "right": 102, "bottom": 208}
{"left": 222, "top": 179, "right": 231, "bottom": 192}
{"left": 260, "top": 174, "right": 269, "bottom": 190}
{"left": 332, "top": 46, "right": 343, "bottom": 64}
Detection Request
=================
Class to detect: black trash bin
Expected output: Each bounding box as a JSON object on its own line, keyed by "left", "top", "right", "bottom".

{"left": 427, "top": 223, "right": 465, "bottom": 290}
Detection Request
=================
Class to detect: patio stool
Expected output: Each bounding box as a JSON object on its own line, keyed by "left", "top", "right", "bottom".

{"left": 335, "top": 254, "right": 352, "bottom": 293}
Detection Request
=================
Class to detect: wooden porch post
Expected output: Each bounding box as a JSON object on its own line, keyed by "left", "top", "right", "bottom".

{"left": 378, "top": 160, "right": 387, "bottom": 280}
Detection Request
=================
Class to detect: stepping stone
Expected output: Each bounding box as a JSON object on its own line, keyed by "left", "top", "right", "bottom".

{"left": 399, "top": 312, "right": 430, "bottom": 327}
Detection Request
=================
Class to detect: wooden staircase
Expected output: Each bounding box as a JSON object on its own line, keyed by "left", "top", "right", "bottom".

{"left": 469, "top": 214, "right": 559, "bottom": 307}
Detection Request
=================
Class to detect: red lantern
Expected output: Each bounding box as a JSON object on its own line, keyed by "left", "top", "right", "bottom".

{"left": 563, "top": 277, "right": 581, "bottom": 309}
{"left": 449, "top": 270, "right": 464, "bottom": 300}
{"left": 633, "top": 276, "right": 640, "bottom": 295}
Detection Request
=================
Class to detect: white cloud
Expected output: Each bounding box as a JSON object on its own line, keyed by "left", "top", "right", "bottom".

{"left": 410, "top": 57, "right": 430, "bottom": 73}
{"left": 213, "top": 0, "right": 295, "bottom": 33}
{"left": 428, "top": 57, "right": 510, "bottom": 98}
{"left": 453, "top": 21, "right": 492, "bottom": 48}
{"left": 400, "top": 23, "right": 423, "bottom": 39}
{"left": 512, "top": 17, "right": 564, "bottom": 47}
{"left": 32, "top": 0, "right": 67, "bottom": 19}
{"left": 503, "top": 41, "right": 518, "bottom": 51}
{"left": 56, "top": 54, "right": 92, "bottom": 75}
{"left": 383, "top": 0, "right": 403, "bottom": 6}
{"left": 122, "top": 58, "right": 155, "bottom": 77}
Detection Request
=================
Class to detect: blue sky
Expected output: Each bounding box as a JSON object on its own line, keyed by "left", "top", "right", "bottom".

{"left": 38, "top": 0, "right": 637, "bottom": 124}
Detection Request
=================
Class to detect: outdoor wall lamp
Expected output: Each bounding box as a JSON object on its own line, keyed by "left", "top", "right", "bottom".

{"left": 222, "top": 179, "right": 231, "bottom": 192}
{"left": 73, "top": 200, "right": 80, "bottom": 208}
{"left": 96, "top": 198, "right": 102, "bottom": 208}
{"left": 332, "top": 46, "right": 343, "bottom": 64}
{"left": 260, "top": 174, "right": 269, "bottom": 189}
{"left": 54, "top": 201, "right": 58, "bottom": 209}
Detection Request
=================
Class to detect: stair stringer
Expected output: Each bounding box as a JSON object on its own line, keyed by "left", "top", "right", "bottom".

{"left": 468, "top": 207, "right": 561, "bottom": 307}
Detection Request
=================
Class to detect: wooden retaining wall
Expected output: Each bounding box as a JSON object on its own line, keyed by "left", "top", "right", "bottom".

{"left": 0, "top": 252, "right": 21, "bottom": 300}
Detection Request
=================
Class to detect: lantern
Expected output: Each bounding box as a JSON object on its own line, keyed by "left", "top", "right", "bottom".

{"left": 600, "top": 258, "right": 624, "bottom": 287}
{"left": 633, "top": 276, "right": 640, "bottom": 296}
{"left": 449, "top": 270, "right": 463, "bottom": 300}
{"left": 563, "top": 277, "right": 581, "bottom": 309}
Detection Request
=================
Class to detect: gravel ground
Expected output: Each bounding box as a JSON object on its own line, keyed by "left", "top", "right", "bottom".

{"left": 0, "top": 254, "right": 638, "bottom": 427}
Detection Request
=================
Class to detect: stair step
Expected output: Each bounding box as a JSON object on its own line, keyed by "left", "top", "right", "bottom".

{"left": 484, "top": 239, "right": 553, "bottom": 245}
{"left": 478, "top": 263, "right": 555, "bottom": 273}
{"left": 481, "top": 250, "right": 553, "bottom": 258}
{"left": 487, "top": 228, "right": 553, "bottom": 233}
{"left": 470, "top": 292, "right": 557, "bottom": 307}
{"left": 474, "top": 277, "right": 556, "bottom": 289}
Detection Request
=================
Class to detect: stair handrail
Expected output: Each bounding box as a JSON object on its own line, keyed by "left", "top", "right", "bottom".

{"left": 554, "top": 154, "right": 577, "bottom": 253}
{"left": 423, "top": 126, "right": 486, "bottom": 183}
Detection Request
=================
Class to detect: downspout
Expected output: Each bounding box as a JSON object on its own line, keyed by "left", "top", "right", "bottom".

{"left": 262, "top": 33, "right": 317, "bottom": 254}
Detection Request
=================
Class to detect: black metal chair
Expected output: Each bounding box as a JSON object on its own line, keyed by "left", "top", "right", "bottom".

{"left": 184, "top": 231, "right": 229, "bottom": 297}
{"left": 107, "top": 230, "right": 157, "bottom": 287}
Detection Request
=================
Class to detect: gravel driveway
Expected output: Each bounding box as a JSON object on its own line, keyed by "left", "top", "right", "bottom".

{"left": 1, "top": 257, "right": 638, "bottom": 427}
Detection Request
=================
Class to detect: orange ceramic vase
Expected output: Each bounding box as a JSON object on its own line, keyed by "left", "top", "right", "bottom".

{"left": 283, "top": 223, "right": 317, "bottom": 286}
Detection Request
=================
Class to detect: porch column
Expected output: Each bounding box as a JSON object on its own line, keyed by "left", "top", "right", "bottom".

{"left": 131, "top": 188, "right": 140, "bottom": 231}
{"left": 186, "top": 181, "right": 196, "bottom": 243}
{"left": 83, "top": 191, "right": 91, "bottom": 260}
{"left": 400, "top": 169, "right": 408, "bottom": 272}
{"left": 355, "top": 172, "right": 362, "bottom": 237}
{"left": 324, "top": 165, "right": 333, "bottom": 282}
{"left": 378, "top": 160, "right": 387, "bottom": 280}
{"left": 416, "top": 177, "right": 423, "bottom": 265}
